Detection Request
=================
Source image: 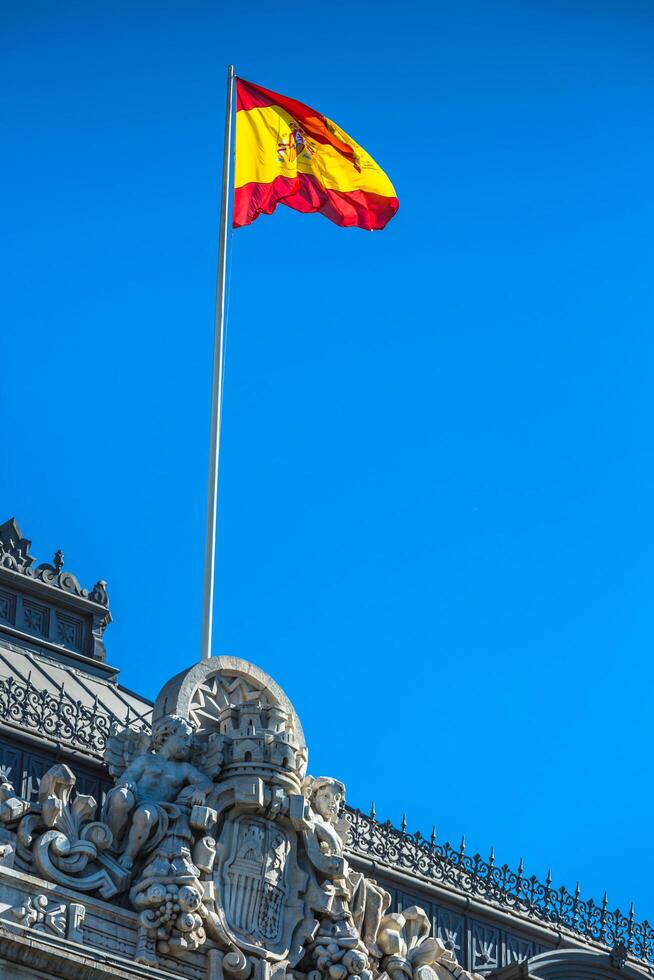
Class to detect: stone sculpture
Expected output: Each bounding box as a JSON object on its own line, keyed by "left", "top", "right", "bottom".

{"left": 304, "top": 775, "right": 392, "bottom": 962}
{"left": 103, "top": 713, "right": 215, "bottom": 870}
{"left": 0, "top": 656, "right": 482, "bottom": 980}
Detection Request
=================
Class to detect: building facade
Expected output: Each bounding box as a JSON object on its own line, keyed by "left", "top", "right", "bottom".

{"left": 0, "top": 517, "right": 650, "bottom": 980}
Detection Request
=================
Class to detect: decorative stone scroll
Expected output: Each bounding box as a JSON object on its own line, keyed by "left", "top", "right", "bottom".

{"left": 0, "top": 656, "right": 482, "bottom": 980}
{"left": 0, "top": 516, "right": 109, "bottom": 606}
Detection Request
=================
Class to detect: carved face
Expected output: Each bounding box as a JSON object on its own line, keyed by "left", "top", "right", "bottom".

{"left": 313, "top": 783, "right": 343, "bottom": 822}
{"left": 161, "top": 723, "right": 193, "bottom": 761}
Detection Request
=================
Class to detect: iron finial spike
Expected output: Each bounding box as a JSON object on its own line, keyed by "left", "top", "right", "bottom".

{"left": 370, "top": 800, "right": 376, "bottom": 819}
{"left": 518, "top": 856, "right": 524, "bottom": 874}
{"left": 603, "top": 891, "right": 608, "bottom": 907}
{"left": 489, "top": 846, "right": 495, "bottom": 863}
{"left": 401, "top": 813, "right": 407, "bottom": 833}
{"left": 431, "top": 825, "right": 436, "bottom": 844}
{"left": 575, "top": 881, "right": 581, "bottom": 897}
{"left": 460, "top": 834, "right": 466, "bottom": 853}
{"left": 546, "top": 867, "right": 552, "bottom": 886}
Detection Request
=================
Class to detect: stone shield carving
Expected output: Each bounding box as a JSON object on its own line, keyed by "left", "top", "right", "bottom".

{"left": 223, "top": 816, "right": 288, "bottom": 942}
{"left": 216, "top": 812, "right": 307, "bottom": 959}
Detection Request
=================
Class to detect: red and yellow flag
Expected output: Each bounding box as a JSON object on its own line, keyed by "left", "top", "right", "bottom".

{"left": 233, "top": 78, "right": 399, "bottom": 231}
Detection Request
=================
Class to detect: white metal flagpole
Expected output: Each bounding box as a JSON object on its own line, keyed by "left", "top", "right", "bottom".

{"left": 200, "top": 63, "right": 235, "bottom": 661}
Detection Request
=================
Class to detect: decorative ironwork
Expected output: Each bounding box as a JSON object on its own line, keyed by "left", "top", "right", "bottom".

{"left": 345, "top": 807, "right": 654, "bottom": 964}
{"left": 0, "top": 673, "right": 149, "bottom": 756}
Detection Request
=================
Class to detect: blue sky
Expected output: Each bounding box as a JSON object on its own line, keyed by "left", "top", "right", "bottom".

{"left": 3, "top": 0, "right": 654, "bottom": 922}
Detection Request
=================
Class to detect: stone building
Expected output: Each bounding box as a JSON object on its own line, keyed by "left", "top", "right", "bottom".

{"left": 0, "top": 517, "right": 650, "bottom": 980}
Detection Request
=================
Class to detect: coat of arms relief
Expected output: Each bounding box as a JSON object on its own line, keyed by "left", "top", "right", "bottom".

{"left": 0, "top": 656, "right": 481, "bottom": 980}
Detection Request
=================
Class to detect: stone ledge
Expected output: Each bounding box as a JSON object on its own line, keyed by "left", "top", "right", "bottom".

{"left": 0, "top": 865, "right": 207, "bottom": 980}
{"left": 0, "top": 923, "right": 197, "bottom": 980}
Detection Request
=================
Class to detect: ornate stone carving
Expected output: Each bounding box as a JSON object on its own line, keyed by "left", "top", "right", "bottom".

{"left": 0, "top": 518, "right": 34, "bottom": 571}
{"left": 8, "top": 892, "right": 85, "bottom": 942}
{"left": 10, "top": 893, "right": 67, "bottom": 936}
{"left": 1, "top": 656, "right": 481, "bottom": 980}
{"left": 0, "top": 776, "right": 31, "bottom": 824}
{"left": 377, "top": 908, "right": 470, "bottom": 980}
{"left": 214, "top": 810, "right": 307, "bottom": 960}
{"left": 102, "top": 714, "right": 218, "bottom": 871}
{"left": 32, "top": 562, "right": 110, "bottom": 608}
{"left": 23, "top": 763, "right": 128, "bottom": 899}
{"left": 0, "top": 516, "right": 109, "bottom": 607}
{"left": 129, "top": 801, "right": 213, "bottom": 965}
{"left": 153, "top": 656, "right": 306, "bottom": 748}
{"left": 0, "top": 766, "right": 126, "bottom": 898}
{"left": 101, "top": 713, "right": 221, "bottom": 963}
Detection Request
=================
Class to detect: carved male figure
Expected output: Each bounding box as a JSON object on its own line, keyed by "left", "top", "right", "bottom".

{"left": 103, "top": 714, "right": 212, "bottom": 870}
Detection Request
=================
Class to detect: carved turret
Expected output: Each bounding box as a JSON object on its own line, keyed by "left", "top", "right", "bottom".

{"left": 219, "top": 698, "right": 303, "bottom": 785}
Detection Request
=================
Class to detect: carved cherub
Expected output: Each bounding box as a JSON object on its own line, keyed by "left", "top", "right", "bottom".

{"left": 305, "top": 775, "right": 390, "bottom": 959}
{"left": 103, "top": 714, "right": 213, "bottom": 870}
{"left": 308, "top": 776, "right": 349, "bottom": 843}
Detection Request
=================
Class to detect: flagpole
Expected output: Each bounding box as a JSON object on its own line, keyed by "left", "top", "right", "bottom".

{"left": 200, "top": 63, "right": 235, "bottom": 661}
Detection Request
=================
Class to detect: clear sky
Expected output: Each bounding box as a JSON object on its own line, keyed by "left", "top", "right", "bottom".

{"left": 3, "top": 0, "right": 654, "bottom": 924}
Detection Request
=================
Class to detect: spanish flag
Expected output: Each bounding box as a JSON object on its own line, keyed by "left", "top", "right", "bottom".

{"left": 234, "top": 78, "right": 399, "bottom": 231}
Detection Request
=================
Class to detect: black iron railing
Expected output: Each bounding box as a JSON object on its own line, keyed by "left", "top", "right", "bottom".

{"left": 345, "top": 807, "right": 653, "bottom": 964}
{"left": 0, "top": 674, "right": 143, "bottom": 756}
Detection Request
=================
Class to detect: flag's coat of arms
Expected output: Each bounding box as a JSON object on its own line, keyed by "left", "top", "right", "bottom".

{"left": 234, "top": 78, "right": 398, "bottom": 230}
{"left": 277, "top": 128, "right": 315, "bottom": 165}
